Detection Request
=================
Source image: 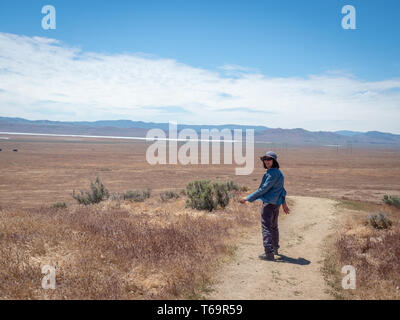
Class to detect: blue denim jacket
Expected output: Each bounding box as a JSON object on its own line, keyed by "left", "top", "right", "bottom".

{"left": 245, "top": 168, "right": 287, "bottom": 205}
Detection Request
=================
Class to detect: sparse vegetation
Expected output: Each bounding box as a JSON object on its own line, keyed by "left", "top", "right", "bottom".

{"left": 160, "top": 190, "right": 180, "bottom": 201}
{"left": 2, "top": 138, "right": 400, "bottom": 300}
{"left": 324, "top": 200, "right": 400, "bottom": 300}
{"left": 109, "top": 192, "right": 122, "bottom": 201}
{"left": 185, "top": 180, "right": 216, "bottom": 211}
{"left": 212, "top": 182, "right": 230, "bottom": 208}
{"left": 225, "top": 180, "right": 240, "bottom": 191}
{"left": 0, "top": 192, "right": 259, "bottom": 299}
{"left": 383, "top": 195, "right": 400, "bottom": 209}
{"left": 51, "top": 202, "right": 67, "bottom": 209}
{"left": 334, "top": 229, "right": 400, "bottom": 299}
{"left": 366, "top": 213, "right": 392, "bottom": 229}
{"left": 123, "top": 189, "right": 151, "bottom": 202}
{"left": 72, "top": 177, "right": 109, "bottom": 205}
{"left": 185, "top": 180, "right": 248, "bottom": 211}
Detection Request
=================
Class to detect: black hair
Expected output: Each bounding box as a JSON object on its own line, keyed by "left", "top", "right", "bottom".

{"left": 263, "top": 158, "right": 280, "bottom": 169}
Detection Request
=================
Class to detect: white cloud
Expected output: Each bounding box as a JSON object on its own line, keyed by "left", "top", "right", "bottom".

{"left": 0, "top": 32, "right": 399, "bottom": 133}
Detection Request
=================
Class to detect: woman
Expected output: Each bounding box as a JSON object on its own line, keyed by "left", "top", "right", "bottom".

{"left": 240, "top": 151, "right": 290, "bottom": 261}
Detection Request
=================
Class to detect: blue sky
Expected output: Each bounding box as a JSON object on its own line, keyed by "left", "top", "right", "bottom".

{"left": 0, "top": 0, "right": 399, "bottom": 132}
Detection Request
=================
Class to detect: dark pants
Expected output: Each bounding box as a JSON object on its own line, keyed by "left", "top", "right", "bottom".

{"left": 261, "top": 203, "right": 280, "bottom": 254}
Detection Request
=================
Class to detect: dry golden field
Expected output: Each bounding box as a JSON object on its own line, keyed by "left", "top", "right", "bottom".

{"left": 0, "top": 192, "right": 261, "bottom": 299}
{"left": 1, "top": 134, "right": 400, "bottom": 299}
{"left": 323, "top": 200, "right": 400, "bottom": 300}
{"left": 0, "top": 135, "right": 399, "bottom": 209}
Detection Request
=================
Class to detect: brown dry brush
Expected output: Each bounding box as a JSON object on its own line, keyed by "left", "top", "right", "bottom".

{"left": 0, "top": 199, "right": 258, "bottom": 299}
{"left": 335, "top": 229, "right": 400, "bottom": 299}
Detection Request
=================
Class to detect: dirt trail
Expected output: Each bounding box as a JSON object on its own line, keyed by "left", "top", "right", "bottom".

{"left": 206, "top": 196, "right": 339, "bottom": 300}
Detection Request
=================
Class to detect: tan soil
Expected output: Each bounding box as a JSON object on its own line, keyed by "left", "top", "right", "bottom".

{"left": 206, "top": 196, "right": 339, "bottom": 300}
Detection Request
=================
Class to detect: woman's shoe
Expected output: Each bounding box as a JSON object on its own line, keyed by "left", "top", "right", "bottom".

{"left": 259, "top": 252, "right": 274, "bottom": 261}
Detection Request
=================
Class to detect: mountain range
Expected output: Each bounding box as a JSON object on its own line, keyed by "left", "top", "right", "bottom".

{"left": 1, "top": 116, "right": 399, "bottom": 147}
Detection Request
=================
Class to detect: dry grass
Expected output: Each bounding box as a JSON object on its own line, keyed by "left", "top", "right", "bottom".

{"left": 1, "top": 135, "right": 400, "bottom": 299}
{"left": 323, "top": 201, "right": 400, "bottom": 300}
{"left": 0, "top": 136, "right": 400, "bottom": 210}
{"left": 0, "top": 194, "right": 260, "bottom": 300}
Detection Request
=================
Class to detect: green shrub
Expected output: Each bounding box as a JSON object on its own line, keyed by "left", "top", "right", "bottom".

{"left": 51, "top": 202, "right": 67, "bottom": 209}
{"left": 109, "top": 192, "right": 122, "bottom": 201}
{"left": 123, "top": 189, "right": 151, "bottom": 202}
{"left": 185, "top": 180, "right": 237, "bottom": 211}
{"left": 185, "top": 180, "right": 217, "bottom": 211}
{"left": 160, "top": 191, "right": 180, "bottom": 201}
{"left": 212, "top": 182, "right": 230, "bottom": 208}
{"left": 72, "top": 177, "right": 110, "bottom": 205}
{"left": 218, "top": 180, "right": 249, "bottom": 193}
{"left": 225, "top": 180, "right": 240, "bottom": 191}
{"left": 367, "top": 213, "right": 392, "bottom": 230}
{"left": 383, "top": 195, "right": 400, "bottom": 209}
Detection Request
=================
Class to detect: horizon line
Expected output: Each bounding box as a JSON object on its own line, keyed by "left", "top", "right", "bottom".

{"left": 0, "top": 115, "right": 398, "bottom": 135}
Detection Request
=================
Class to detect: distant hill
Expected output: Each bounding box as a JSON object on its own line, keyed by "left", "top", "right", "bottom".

{"left": 0, "top": 117, "right": 149, "bottom": 137}
{"left": 335, "top": 130, "right": 362, "bottom": 136}
{"left": 0, "top": 117, "right": 269, "bottom": 132}
{"left": 0, "top": 116, "right": 399, "bottom": 146}
{"left": 255, "top": 128, "right": 400, "bottom": 146}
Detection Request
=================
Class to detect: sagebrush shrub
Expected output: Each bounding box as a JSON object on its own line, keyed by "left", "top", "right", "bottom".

{"left": 109, "top": 192, "right": 122, "bottom": 201}
{"left": 225, "top": 180, "right": 240, "bottom": 191}
{"left": 72, "top": 177, "right": 110, "bottom": 205}
{"left": 185, "top": 180, "right": 242, "bottom": 211}
{"left": 51, "top": 202, "right": 67, "bottom": 209}
{"left": 383, "top": 195, "right": 400, "bottom": 209}
{"left": 185, "top": 180, "right": 217, "bottom": 211}
{"left": 212, "top": 182, "right": 230, "bottom": 208}
{"left": 160, "top": 191, "right": 180, "bottom": 201}
{"left": 367, "top": 213, "right": 392, "bottom": 229}
{"left": 123, "top": 189, "right": 151, "bottom": 202}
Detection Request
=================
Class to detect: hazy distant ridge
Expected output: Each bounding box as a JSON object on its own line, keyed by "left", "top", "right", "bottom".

{"left": 1, "top": 116, "right": 399, "bottom": 146}
{"left": 0, "top": 117, "right": 269, "bottom": 132}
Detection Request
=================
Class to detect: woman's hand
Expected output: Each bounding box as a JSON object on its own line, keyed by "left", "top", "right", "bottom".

{"left": 239, "top": 198, "right": 247, "bottom": 204}
{"left": 282, "top": 202, "right": 290, "bottom": 214}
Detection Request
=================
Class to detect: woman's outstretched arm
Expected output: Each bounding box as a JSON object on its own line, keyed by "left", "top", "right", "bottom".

{"left": 240, "top": 172, "right": 277, "bottom": 203}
